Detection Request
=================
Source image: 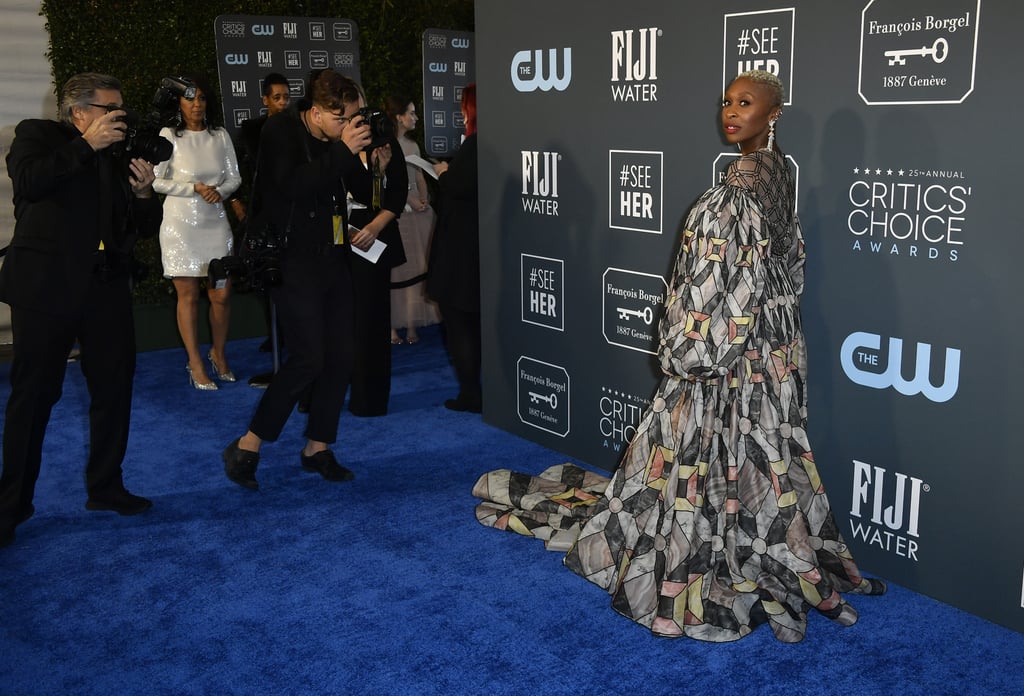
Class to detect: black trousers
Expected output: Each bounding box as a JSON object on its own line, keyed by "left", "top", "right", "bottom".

{"left": 249, "top": 249, "right": 354, "bottom": 444}
{"left": 347, "top": 253, "right": 393, "bottom": 417}
{"left": 0, "top": 270, "right": 136, "bottom": 530}
{"left": 439, "top": 303, "right": 482, "bottom": 405}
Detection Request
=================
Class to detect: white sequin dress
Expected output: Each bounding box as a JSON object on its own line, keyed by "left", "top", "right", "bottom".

{"left": 153, "top": 127, "right": 241, "bottom": 277}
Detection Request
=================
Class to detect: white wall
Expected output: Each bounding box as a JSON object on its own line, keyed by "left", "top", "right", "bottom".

{"left": 0, "top": 1, "right": 54, "bottom": 342}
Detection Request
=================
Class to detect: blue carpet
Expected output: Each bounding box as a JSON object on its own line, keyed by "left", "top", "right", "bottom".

{"left": 0, "top": 324, "right": 1021, "bottom": 695}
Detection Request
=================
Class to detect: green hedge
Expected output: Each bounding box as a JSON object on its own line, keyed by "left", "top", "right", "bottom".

{"left": 41, "top": 0, "right": 473, "bottom": 304}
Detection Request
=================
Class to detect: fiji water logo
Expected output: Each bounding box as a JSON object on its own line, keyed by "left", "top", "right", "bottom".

{"left": 511, "top": 48, "right": 572, "bottom": 92}
{"left": 849, "top": 460, "right": 926, "bottom": 560}
{"left": 840, "top": 331, "right": 960, "bottom": 402}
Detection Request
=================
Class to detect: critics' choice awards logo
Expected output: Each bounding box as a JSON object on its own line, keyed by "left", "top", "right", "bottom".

{"left": 610, "top": 27, "right": 660, "bottom": 102}
{"left": 840, "top": 331, "right": 961, "bottom": 403}
{"left": 518, "top": 357, "right": 570, "bottom": 437}
{"left": 522, "top": 150, "right": 560, "bottom": 216}
{"left": 722, "top": 8, "right": 795, "bottom": 103}
{"left": 511, "top": 48, "right": 572, "bottom": 92}
{"left": 521, "top": 254, "right": 564, "bottom": 331}
{"left": 221, "top": 21, "right": 245, "bottom": 38}
{"left": 603, "top": 268, "right": 667, "bottom": 355}
{"left": 597, "top": 386, "right": 650, "bottom": 452}
{"left": 850, "top": 459, "right": 928, "bottom": 561}
{"left": 859, "top": 0, "right": 980, "bottom": 105}
{"left": 609, "top": 150, "right": 663, "bottom": 234}
{"left": 846, "top": 167, "right": 970, "bottom": 263}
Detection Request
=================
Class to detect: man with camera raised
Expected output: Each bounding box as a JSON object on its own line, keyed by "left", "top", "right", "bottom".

{"left": 222, "top": 68, "right": 404, "bottom": 490}
{"left": 0, "top": 72, "right": 163, "bottom": 549}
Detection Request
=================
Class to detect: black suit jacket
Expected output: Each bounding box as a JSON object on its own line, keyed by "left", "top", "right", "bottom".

{"left": 252, "top": 108, "right": 406, "bottom": 265}
{"left": 427, "top": 133, "right": 479, "bottom": 312}
{"left": 0, "top": 119, "right": 162, "bottom": 316}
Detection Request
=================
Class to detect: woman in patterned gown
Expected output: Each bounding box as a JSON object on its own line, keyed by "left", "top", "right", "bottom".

{"left": 474, "top": 71, "right": 885, "bottom": 643}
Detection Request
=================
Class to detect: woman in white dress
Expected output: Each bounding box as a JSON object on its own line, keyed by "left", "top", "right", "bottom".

{"left": 153, "top": 76, "right": 241, "bottom": 390}
{"left": 384, "top": 96, "right": 440, "bottom": 345}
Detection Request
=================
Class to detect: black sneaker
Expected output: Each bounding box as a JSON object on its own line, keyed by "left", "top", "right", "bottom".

{"left": 300, "top": 450, "right": 355, "bottom": 482}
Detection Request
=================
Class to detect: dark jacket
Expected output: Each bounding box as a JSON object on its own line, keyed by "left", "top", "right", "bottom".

{"left": 0, "top": 118, "right": 162, "bottom": 315}
{"left": 427, "top": 133, "right": 479, "bottom": 312}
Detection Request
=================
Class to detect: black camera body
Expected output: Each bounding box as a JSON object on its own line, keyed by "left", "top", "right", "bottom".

{"left": 208, "top": 222, "right": 283, "bottom": 293}
{"left": 112, "top": 77, "right": 196, "bottom": 164}
{"left": 354, "top": 107, "right": 394, "bottom": 149}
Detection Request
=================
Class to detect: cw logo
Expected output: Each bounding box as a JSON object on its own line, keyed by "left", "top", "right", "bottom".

{"left": 511, "top": 48, "right": 572, "bottom": 92}
{"left": 252, "top": 24, "right": 274, "bottom": 36}
{"left": 224, "top": 54, "right": 249, "bottom": 65}
{"left": 452, "top": 38, "right": 470, "bottom": 49}
{"left": 840, "top": 332, "right": 960, "bottom": 403}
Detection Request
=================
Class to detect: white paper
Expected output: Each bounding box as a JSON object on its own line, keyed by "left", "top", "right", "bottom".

{"left": 348, "top": 226, "right": 387, "bottom": 264}
{"left": 405, "top": 154, "right": 439, "bottom": 180}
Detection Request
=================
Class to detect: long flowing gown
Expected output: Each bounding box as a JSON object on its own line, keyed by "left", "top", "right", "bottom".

{"left": 472, "top": 149, "right": 884, "bottom": 643}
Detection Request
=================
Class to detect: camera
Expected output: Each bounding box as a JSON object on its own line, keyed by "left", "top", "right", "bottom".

{"left": 208, "top": 221, "right": 283, "bottom": 293}
{"left": 111, "top": 77, "right": 196, "bottom": 164}
{"left": 354, "top": 107, "right": 394, "bottom": 149}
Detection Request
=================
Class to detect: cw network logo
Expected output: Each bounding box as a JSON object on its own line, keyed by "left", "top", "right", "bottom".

{"left": 252, "top": 24, "right": 274, "bottom": 36}
{"left": 452, "top": 37, "right": 470, "bottom": 49}
{"left": 428, "top": 62, "right": 448, "bottom": 73}
{"left": 840, "top": 331, "right": 961, "bottom": 403}
{"left": 224, "top": 53, "right": 249, "bottom": 66}
{"left": 511, "top": 48, "right": 572, "bottom": 92}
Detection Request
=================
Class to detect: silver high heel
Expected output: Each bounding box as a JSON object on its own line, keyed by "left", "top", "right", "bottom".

{"left": 186, "top": 364, "right": 218, "bottom": 391}
{"left": 208, "top": 351, "right": 237, "bottom": 383}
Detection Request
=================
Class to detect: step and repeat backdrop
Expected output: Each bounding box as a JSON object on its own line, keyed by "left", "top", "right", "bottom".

{"left": 475, "top": 0, "right": 1023, "bottom": 634}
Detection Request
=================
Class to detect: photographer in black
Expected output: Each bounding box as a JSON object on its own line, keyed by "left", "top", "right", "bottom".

{"left": 222, "top": 68, "right": 399, "bottom": 490}
{"left": 0, "top": 72, "right": 163, "bottom": 549}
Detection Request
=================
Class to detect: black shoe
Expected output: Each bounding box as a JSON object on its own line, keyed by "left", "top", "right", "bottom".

{"left": 248, "top": 372, "right": 274, "bottom": 389}
{"left": 300, "top": 450, "right": 354, "bottom": 482}
{"left": 444, "top": 397, "right": 482, "bottom": 414}
{"left": 223, "top": 438, "right": 260, "bottom": 490}
{"left": 85, "top": 490, "right": 153, "bottom": 515}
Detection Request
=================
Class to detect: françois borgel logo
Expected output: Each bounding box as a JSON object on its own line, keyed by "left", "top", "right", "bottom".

{"left": 611, "top": 27, "right": 660, "bottom": 102}
{"left": 846, "top": 167, "right": 970, "bottom": 263}
{"left": 602, "top": 268, "right": 666, "bottom": 355}
{"left": 849, "top": 459, "right": 927, "bottom": 561}
{"left": 859, "top": 0, "right": 980, "bottom": 105}
{"left": 722, "top": 8, "right": 795, "bottom": 104}
{"left": 517, "top": 357, "right": 570, "bottom": 437}
{"left": 840, "top": 331, "right": 961, "bottom": 403}
{"left": 609, "top": 150, "right": 663, "bottom": 234}
{"left": 521, "top": 254, "right": 564, "bottom": 332}
{"left": 511, "top": 48, "right": 572, "bottom": 93}
{"left": 522, "top": 150, "right": 560, "bottom": 216}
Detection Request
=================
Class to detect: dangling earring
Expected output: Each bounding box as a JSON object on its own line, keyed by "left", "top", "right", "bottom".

{"left": 766, "top": 119, "right": 777, "bottom": 151}
{"left": 174, "top": 110, "right": 183, "bottom": 127}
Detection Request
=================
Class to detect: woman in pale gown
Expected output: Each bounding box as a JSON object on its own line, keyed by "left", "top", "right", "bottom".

{"left": 384, "top": 95, "right": 440, "bottom": 345}
{"left": 472, "top": 71, "right": 886, "bottom": 643}
{"left": 153, "top": 75, "right": 240, "bottom": 390}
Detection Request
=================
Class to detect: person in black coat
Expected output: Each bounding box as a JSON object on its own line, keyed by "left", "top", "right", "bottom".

{"left": 346, "top": 88, "right": 407, "bottom": 417}
{"left": 0, "top": 72, "right": 163, "bottom": 549}
{"left": 221, "top": 69, "right": 396, "bottom": 491}
{"left": 428, "top": 84, "right": 481, "bottom": 413}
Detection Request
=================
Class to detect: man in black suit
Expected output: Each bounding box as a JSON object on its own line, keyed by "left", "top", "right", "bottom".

{"left": 0, "top": 72, "right": 163, "bottom": 549}
{"left": 222, "top": 69, "right": 404, "bottom": 491}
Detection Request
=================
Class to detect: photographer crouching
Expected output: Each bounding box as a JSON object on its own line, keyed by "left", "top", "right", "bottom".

{"left": 221, "top": 68, "right": 394, "bottom": 490}
{"left": 0, "top": 73, "right": 165, "bottom": 549}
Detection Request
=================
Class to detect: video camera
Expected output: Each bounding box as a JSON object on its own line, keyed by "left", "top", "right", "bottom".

{"left": 111, "top": 76, "right": 196, "bottom": 164}
{"left": 208, "top": 221, "right": 283, "bottom": 293}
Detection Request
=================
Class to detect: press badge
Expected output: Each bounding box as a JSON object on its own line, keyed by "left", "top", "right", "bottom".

{"left": 333, "top": 214, "right": 344, "bottom": 244}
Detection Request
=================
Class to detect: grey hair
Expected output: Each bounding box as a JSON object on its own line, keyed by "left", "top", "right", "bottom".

{"left": 59, "top": 72, "right": 122, "bottom": 124}
{"left": 734, "top": 69, "right": 784, "bottom": 106}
